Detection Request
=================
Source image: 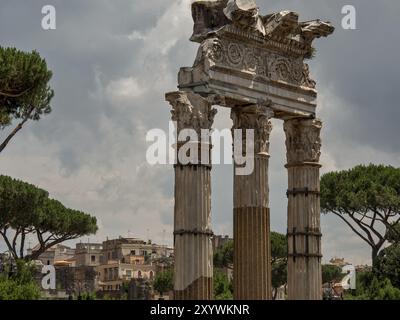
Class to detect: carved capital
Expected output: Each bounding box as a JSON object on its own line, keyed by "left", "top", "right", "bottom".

{"left": 231, "top": 103, "right": 274, "bottom": 155}
{"left": 284, "top": 118, "right": 322, "bottom": 164}
{"left": 166, "top": 91, "right": 218, "bottom": 135}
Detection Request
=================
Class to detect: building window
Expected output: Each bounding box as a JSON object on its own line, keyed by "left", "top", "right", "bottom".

{"left": 131, "top": 250, "right": 136, "bottom": 255}
{"left": 91, "top": 255, "right": 96, "bottom": 263}
{"left": 138, "top": 270, "right": 142, "bottom": 279}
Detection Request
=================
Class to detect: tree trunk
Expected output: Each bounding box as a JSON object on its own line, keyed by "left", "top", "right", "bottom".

{"left": 0, "top": 106, "right": 34, "bottom": 154}
{"left": 371, "top": 247, "right": 379, "bottom": 269}
{"left": 20, "top": 232, "right": 26, "bottom": 259}
{"left": 273, "top": 287, "right": 278, "bottom": 300}
{"left": 0, "top": 229, "right": 18, "bottom": 261}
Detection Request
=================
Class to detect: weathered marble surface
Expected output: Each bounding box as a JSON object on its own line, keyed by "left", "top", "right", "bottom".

{"left": 284, "top": 119, "right": 323, "bottom": 300}
{"left": 180, "top": 0, "right": 334, "bottom": 118}
{"left": 232, "top": 104, "right": 273, "bottom": 300}
{"left": 166, "top": 91, "right": 215, "bottom": 300}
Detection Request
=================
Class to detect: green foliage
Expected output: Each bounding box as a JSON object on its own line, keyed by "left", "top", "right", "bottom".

{"left": 213, "top": 269, "right": 233, "bottom": 300}
{"left": 321, "top": 164, "right": 400, "bottom": 214}
{"left": 0, "top": 260, "right": 41, "bottom": 300}
{"left": 387, "top": 223, "right": 400, "bottom": 244}
{"left": 212, "top": 233, "right": 288, "bottom": 299}
{"left": 369, "top": 277, "right": 400, "bottom": 300}
{"left": 80, "top": 292, "right": 97, "bottom": 300}
{"left": 271, "top": 259, "right": 287, "bottom": 295}
{"left": 270, "top": 232, "right": 287, "bottom": 298}
{"left": 271, "top": 232, "right": 287, "bottom": 262}
{"left": 37, "top": 199, "right": 98, "bottom": 238}
{"left": 375, "top": 244, "right": 400, "bottom": 288}
{"left": 345, "top": 271, "right": 400, "bottom": 300}
{"left": 321, "top": 164, "right": 400, "bottom": 264}
{"left": 0, "top": 175, "right": 48, "bottom": 229}
{"left": 213, "top": 241, "right": 234, "bottom": 299}
{"left": 322, "top": 265, "right": 343, "bottom": 284}
{"left": 0, "top": 279, "right": 41, "bottom": 300}
{"left": 213, "top": 240, "right": 233, "bottom": 269}
{"left": 0, "top": 47, "right": 53, "bottom": 128}
{"left": 153, "top": 269, "right": 174, "bottom": 296}
{"left": 102, "top": 294, "right": 112, "bottom": 300}
{"left": 304, "top": 46, "right": 317, "bottom": 60}
{"left": 0, "top": 175, "right": 98, "bottom": 260}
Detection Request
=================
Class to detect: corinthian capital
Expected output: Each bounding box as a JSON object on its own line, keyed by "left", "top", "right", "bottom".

{"left": 165, "top": 91, "right": 218, "bottom": 134}
{"left": 231, "top": 103, "right": 274, "bottom": 155}
{"left": 284, "top": 118, "right": 322, "bottom": 165}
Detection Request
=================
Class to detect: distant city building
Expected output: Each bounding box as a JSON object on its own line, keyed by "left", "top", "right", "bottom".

{"left": 97, "top": 262, "right": 156, "bottom": 292}
{"left": 54, "top": 265, "right": 97, "bottom": 297}
{"left": 212, "top": 235, "right": 232, "bottom": 251}
{"left": 30, "top": 235, "right": 173, "bottom": 299}
{"left": 355, "top": 264, "right": 371, "bottom": 273}
{"left": 102, "top": 237, "right": 172, "bottom": 264}
{"left": 329, "top": 257, "right": 350, "bottom": 267}
{"left": 28, "top": 244, "right": 76, "bottom": 266}
{"left": 75, "top": 242, "right": 103, "bottom": 267}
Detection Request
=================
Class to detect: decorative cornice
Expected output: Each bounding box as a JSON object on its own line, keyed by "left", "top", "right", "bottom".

{"left": 223, "top": 25, "right": 309, "bottom": 56}
{"left": 190, "top": 0, "right": 334, "bottom": 56}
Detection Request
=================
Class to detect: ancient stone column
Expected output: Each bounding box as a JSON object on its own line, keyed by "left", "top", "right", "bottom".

{"left": 166, "top": 91, "right": 217, "bottom": 300}
{"left": 231, "top": 104, "right": 273, "bottom": 300}
{"left": 284, "top": 118, "right": 323, "bottom": 300}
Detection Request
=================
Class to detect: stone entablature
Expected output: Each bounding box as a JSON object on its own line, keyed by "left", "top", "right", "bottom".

{"left": 178, "top": 0, "right": 334, "bottom": 118}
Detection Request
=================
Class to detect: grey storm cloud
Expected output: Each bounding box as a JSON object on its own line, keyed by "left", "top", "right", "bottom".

{"left": 0, "top": 0, "right": 399, "bottom": 265}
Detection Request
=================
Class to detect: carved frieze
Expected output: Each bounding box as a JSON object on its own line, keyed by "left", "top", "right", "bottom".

{"left": 268, "top": 55, "right": 315, "bottom": 88}
{"left": 196, "top": 37, "right": 316, "bottom": 88}
{"left": 284, "top": 118, "right": 322, "bottom": 164}
{"left": 196, "top": 37, "right": 266, "bottom": 76}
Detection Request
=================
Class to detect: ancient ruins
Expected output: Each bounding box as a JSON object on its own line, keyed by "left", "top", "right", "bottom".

{"left": 166, "top": 0, "right": 334, "bottom": 300}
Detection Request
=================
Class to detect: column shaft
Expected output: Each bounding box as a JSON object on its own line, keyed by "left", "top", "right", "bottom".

{"left": 174, "top": 164, "right": 213, "bottom": 300}
{"left": 232, "top": 105, "right": 273, "bottom": 300}
{"left": 166, "top": 91, "right": 217, "bottom": 300}
{"left": 284, "top": 118, "right": 323, "bottom": 300}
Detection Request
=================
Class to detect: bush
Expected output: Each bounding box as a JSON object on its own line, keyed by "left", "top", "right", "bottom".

{"left": 344, "top": 271, "right": 400, "bottom": 300}
{"left": 214, "top": 269, "right": 233, "bottom": 300}
{"left": 0, "top": 260, "right": 41, "bottom": 300}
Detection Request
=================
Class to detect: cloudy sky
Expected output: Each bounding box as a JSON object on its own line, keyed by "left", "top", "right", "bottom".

{"left": 0, "top": 0, "right": 399, "bottom": 265}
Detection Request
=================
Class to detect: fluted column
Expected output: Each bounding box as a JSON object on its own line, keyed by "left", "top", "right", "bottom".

{"left": 166, "top": 91, "right": 217, "bottom": 300}
{"left": 231, "top": 104, "right": 273, "bottom": 300}
{"left": 284, "top": 118, "right": 323, "bottom": 300}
